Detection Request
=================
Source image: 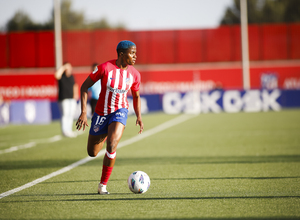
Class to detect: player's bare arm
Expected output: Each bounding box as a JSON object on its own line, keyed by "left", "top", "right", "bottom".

{"left": 132, "top": 89, "right": 143, "bottom": 134}
{"left": 76, "top": 76, "right": 95, "bottom": 131}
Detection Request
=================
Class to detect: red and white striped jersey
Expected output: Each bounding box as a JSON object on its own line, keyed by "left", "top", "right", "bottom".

{"left": 89, "top": 60, "right": 141, "bottom": 116}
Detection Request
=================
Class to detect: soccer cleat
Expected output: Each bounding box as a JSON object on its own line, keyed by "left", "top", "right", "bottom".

{"left": 98, "top": 183, "right": 110, "bottom": 195}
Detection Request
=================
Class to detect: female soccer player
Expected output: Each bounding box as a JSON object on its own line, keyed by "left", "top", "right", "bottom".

{"left": 76, "top": 40, "right": 144, "bottom": 194}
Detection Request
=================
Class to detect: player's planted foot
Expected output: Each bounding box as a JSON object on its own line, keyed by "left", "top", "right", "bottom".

{"left": 98, "top": 183, "right": 110, "bottom": 195}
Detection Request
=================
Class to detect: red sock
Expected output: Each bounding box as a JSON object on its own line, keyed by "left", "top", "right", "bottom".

{"left": 100, "top": 165, "right": 113, "bottom": 185}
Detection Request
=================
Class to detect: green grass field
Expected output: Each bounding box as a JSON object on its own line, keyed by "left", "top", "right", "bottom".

{"left": 0, "top": 110, "right": 300, "bottom": 220}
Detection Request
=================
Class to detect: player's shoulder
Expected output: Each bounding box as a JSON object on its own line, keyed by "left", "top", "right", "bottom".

{"left": 93, "top": 60, "right": 117, "bottom": 75}
{"left": 128, "top": 65, "right": 140, "bottom": 76}
{"left": 97, "top": 60, "right": 116, "bottom": 70}
{"left": 103, "top": 60, "right": 117, "bottom": 68}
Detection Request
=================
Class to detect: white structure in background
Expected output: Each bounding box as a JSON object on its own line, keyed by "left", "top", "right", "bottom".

{"left": 240, "top": 0, "right": 250, "bottom": 90}
{"left": 54, "top": 0, "right": 63, "bottom": 70}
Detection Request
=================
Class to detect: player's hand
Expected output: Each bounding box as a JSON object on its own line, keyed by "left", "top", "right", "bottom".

{"left": 76, "top": 113, "right": 89, "bottom": 131}
{"left": 136, "top": 117, "right": 144, "bottom": 134}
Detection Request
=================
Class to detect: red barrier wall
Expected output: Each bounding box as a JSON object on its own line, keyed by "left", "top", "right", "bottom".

{"left": 37, "top": 31, "right": 55, "bottom": 67}
{"left": 0, "top": 23, "right": 299, "bottom": 68}
{"left": 92, "top": 30, "right": 125, "bottom": 64}
{"left": 203, "top": 27, "right": 232, "bottom": 62}
{"left": 62, "top": 31, "right": 93, "bottom": 66}
{"left": 0, "top": 72, "right": 57, "bottom": 100}
{"left": 176, "top": 30, "right": 203, "bottom": 63}
{"left": 250, "top": 66, "right": 300, "bottom": 89}
{"left": 1, "top": 63, "right": 299, "bottom": 100}
{"left": 248, "top": 25, "right": 261, "bottom": 61}
{"left": 231, "top": 26, "right": 241, "bottom": 61}
{"left": 290, "top": 24, "right": 300, "bottom": 59}
{"left": 262, "top": 24, "right": 288, "bottom": 60}
{"left": 9, "top": 32, "right": 37, "bottom": 68}
{"left": 149, "top": 30, "right": 176, "bottom": 64}
{"left": 0, "top": 34, "right": 7, "bottom": 68}
{"left": 131, "top": 31, "right": 150, "bottom": 64}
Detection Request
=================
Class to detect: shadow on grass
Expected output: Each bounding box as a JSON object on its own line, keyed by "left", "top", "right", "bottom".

{"left": 0, "top": 159, "right": 84, "bottom": 170}
{"left": 152, "top": 176, "right": 300, "bottom": 181}
{"left": 3, "top": 218, "right": 300, "bottom": 220}
{"left": 39, "top": 179, "right": 99, "bottom": 184}
{"left": 38, "top": 176, "right": 300, "bottom": 185}
{"left": 88, "top": 155, "right": 300, "bottom": 166}
{"left": 2, "top": 194, "right": 300, "bottom": 203}
{"left": 1, "top": 155, "right": 299, "bottom": 170}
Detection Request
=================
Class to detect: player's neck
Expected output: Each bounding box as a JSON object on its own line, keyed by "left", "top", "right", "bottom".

{"left": 116, "top": 59, "right": 129, "bottom": 70}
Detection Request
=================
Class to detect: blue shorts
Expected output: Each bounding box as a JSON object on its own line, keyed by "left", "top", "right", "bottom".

{"left": 89, "top": 108, "right": 128, "bottom": 135}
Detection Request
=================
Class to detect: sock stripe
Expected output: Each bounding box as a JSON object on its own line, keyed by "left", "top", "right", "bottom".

{"left": 106, "top": 151, "right": 116, "bottom": 159}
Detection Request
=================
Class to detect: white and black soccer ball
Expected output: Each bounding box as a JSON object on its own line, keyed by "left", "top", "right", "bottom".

{"left": 127, "top": 171, "right": 150, "bottom": 194}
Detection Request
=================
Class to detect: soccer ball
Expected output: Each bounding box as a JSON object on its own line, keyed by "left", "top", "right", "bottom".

{"left": 127, "top": 171, "right": 150, "bottom": 194}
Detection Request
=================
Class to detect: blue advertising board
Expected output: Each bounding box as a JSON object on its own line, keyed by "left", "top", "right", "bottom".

{"left": 1, "top": 90, "right": 300, "bottom": 125}
{"left": 46, "top": 89, "right": 300, "bottom": 120}
{"left": 0, "top": 103, "right": 10, "bottom": 126}
{"left": 160, "top": 89, "right": 300, "bottom": 114}
{"left": 10, "top": 100, "right": 52, "bottom": 124}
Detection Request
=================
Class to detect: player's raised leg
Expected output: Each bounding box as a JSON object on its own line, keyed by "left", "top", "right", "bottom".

{"left": 87, "top": 134, "right": 107, "bottom": 157}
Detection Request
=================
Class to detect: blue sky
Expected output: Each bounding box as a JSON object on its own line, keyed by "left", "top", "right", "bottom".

{"left": 0, "top": 0, "right": 233, "bottom": 30}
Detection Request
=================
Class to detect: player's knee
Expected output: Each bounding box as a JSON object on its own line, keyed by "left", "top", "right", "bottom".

{"left": 87, "top": 146, "right": 99, "bottom": 157}
{"left": 87, "top": 149, "right": 97, "bottom": 157}
{"left": 107, "top": 139, "right": 118, "bottom": 152}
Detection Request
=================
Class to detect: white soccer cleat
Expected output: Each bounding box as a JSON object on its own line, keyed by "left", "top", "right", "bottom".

{"left": 98, "top": 183, "right": 110, "bottom": 195}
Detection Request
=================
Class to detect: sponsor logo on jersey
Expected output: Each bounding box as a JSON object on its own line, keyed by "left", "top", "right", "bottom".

{"left": 107, "top": 86, "right": 127, "bottom": 94}
{"left": 126, "top": 78, "right": 131, "bottom": 85}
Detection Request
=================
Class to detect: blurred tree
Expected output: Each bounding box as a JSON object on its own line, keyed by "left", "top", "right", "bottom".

{"left": 60, "top": 0, "right": 85, "bottom": 30}
{"left": 86, "top": 18, "right": 125, "bottom": 30}
{"left": 58, "top": 0, "right": 125, "bottom": 30}
{"left": 87, "top": 18, "right": 112, "bottom": 29}
{"left": 5, "top": 0, "right": 124, "bottom": 32}
{"left": 6, "top": 10, "right": 33, "bottom": 31}
{"left": 220, "top": 0, "right": 300, "bottom": 25}
{"left": 6, "top": 10, "right": 51, "bottom": 31}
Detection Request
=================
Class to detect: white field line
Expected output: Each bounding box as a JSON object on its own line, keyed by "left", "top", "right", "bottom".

{"left": 0, "top": 114, "right": 195, "bottom": 199}
{"left": 0, "top": 131, "right": 85, "bottom": 155}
